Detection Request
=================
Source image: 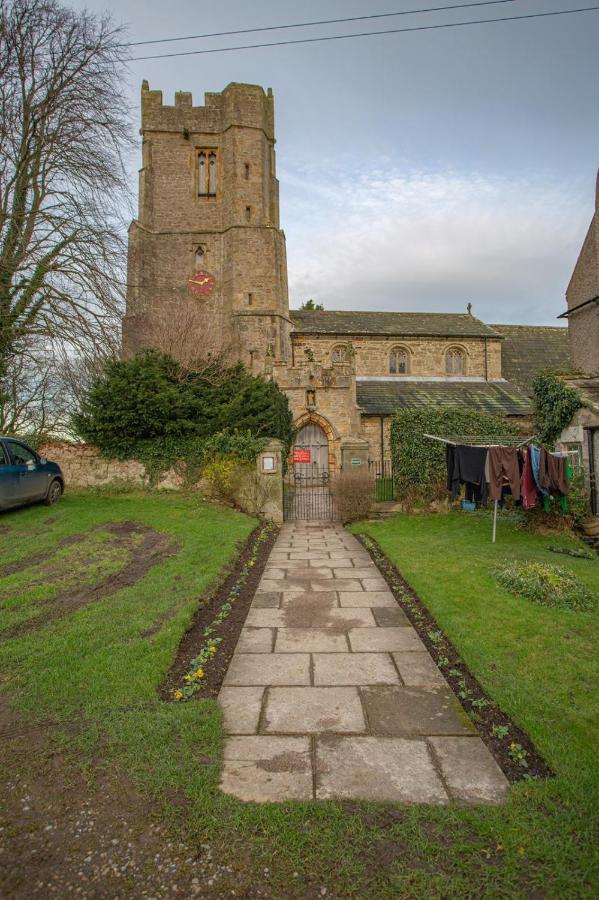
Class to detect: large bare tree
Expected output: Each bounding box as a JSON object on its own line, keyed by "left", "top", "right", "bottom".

{"left": 0, "top": 0, "right": 130, "bottom": 426}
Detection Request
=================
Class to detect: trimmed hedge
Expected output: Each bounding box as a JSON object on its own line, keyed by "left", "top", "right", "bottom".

{"left": 390, "top": 406, "right": 519, "bottom": 503}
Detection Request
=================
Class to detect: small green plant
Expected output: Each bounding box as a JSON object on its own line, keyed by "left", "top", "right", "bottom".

{"left": 492, "top": 724, "right": 509, "bottom": 739}
{"left": 427, "top": 629, "right": 443, "bottom": 644}
{"left": 437, "top": 655, "right": 450, "bottom": 668}
{"left": 508, "top": 742, "right": 529, "bottom": 768}
{"left": 493, "top": 560, "right": 597, "bottom": 612}
{"left": 471, "top": 698, "right": 488, "bottom": 710}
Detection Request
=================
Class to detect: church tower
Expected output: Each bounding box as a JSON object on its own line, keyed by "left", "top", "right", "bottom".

{"left": 123, "top": 81, "right": 292, "bottom": 370}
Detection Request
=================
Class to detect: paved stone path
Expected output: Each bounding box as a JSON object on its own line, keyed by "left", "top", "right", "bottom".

{"left": 218, "top": 522, "right": 508, "bottom": 804}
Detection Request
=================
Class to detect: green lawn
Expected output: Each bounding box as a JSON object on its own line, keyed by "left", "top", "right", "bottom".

{"left": 1, "top": 496, "right": 598, "bottom": 897}
{"left": 353, "top": 511, "right": 599, "bottom": 897}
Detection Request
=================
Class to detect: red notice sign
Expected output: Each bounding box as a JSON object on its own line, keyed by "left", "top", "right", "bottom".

{"left": 293, "top": 448, "right": 311, "bottom": 463}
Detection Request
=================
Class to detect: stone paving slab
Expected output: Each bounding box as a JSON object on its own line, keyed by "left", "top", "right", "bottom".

{"left": 264, "top": 687, "right": 366, "bottom": 734}
{"left": 218, "top": 687, "right": 264, "bottom": 734}
{"left": 234, "top": 627, "right": 274, "bottom": 653}
{"left": 393, "top": 651, "right": 448, "bottom": 687}
{"left": 220, "top": 736, "right": 313, "bottom": 802}
{"left": 338, "top": 591, "right": 396, "bottom": 607}
{"left": 348, "top": 626, "right": 426, "bottom": 653}
{"left": 315, "top": 737, "right": 448, "bottom": 804}
{"left": 313, "top": 652, "right": 400, "bottom": 685}
{"left": 217, "top": 522, "right": 508, "bottom": 804}
{"left": 223, "top": 653, "right": 310, "bottom": 686}
{"left": 372, "top": 606, "right": 410, "bottom": 627}
{"left": 275, "top": 628, "right": 348, "bottom": 653}
{"left": 429, "top": 736, "right": 509, "bottom": 804}
{"left": 361, "top": 685, "right": 476, "bottom": 736}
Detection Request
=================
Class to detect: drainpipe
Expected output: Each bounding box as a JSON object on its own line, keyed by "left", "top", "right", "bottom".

{"left": 484, "top": 337, "right": 488, "bottom": 381}
{"left": 380, "top": 416, "right": 385, "bottom": 465}
{"left": 587, "top": 428, "right": 597, "bottom": 515}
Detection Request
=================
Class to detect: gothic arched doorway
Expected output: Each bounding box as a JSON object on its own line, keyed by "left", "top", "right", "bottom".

{"left": 294, "top": 422, "right": 329, "bottom": 475}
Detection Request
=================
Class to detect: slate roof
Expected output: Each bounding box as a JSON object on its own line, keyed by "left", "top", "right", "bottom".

{"left": 356, "top": 380, "right": 533, "bottom": 417}
{"left": 290, "top": 310, "right": 501, "bottom": 338}
{"left": 491, "top": 324, "right": 571, "bottom": 395}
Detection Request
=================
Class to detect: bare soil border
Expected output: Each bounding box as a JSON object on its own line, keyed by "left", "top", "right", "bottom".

{"left": 356, "top": 532, "right": 553, "bottom": 782}
{"left": 160, "top": 522, "right": 278, "bottom": 700}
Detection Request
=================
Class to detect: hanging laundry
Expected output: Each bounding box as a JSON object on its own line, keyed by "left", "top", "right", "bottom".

{"left": 521, "top": 445, "right": 538, "bottom": 510}
{"left": 487, "top": 446, "right": 521, "bottom": 502}
{"left": 529, "top": 445, "right": 548, "bottom": 496}
{"left": 447, "top": 444, "right": 488, "bottom": 505}
{"left": 540, "top": 449, "right": 569, "bottom": 496}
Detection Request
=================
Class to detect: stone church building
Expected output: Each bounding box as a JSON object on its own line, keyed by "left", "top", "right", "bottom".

{"left": 123, "top": 81, "right": 571, "bottom": 471}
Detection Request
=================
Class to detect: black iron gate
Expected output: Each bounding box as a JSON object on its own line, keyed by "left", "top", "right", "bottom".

{"left": 283, "top": 465, "right": 337, "bottom": 521}
{"left": 369, "top": 460, "right": 395, "bottom": 501}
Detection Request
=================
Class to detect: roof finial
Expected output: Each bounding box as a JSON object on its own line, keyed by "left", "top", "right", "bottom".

{"left": 466, "top": 302, "right": 473, "bottom": 316}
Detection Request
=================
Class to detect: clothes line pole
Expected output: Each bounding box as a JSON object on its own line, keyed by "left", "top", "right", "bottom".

{"left": 492, "top": 499, "right": 498, "bottom": 544}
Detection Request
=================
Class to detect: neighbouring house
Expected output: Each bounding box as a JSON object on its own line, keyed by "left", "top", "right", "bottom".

{"left": 122, "top": 80, "right": 573, "bottom": 471}
{"left": 560, "top": 171, "right": 599, "bottom": 375}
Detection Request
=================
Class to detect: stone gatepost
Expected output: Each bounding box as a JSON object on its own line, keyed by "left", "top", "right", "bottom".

{"left": 340, "top": 437, "right": 370, "bottom": 471}
{"left": 256, "top": 439, "right": 284, "bottom": 523}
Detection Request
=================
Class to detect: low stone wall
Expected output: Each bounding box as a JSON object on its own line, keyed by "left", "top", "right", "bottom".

{"left": 38, "top": 439, "right": 285, "bottom": 523}
{"left": 38, "top": 441, "right": 185, "bottom": 490}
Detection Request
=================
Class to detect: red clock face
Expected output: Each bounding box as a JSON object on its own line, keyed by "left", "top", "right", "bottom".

{"left": 189, "top": 271, "right": 215, "bottom": 297}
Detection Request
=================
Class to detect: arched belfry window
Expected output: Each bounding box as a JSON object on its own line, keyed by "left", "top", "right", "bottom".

{"left": 445, "top": 347, "right": 466, "bottom": 375}
{"left": 389, "top": 347, "right": 409, "bottom": 375}
{"left": 331, "top": 344, "right": 347, "bottom": 365}
{"left": 198, "top": 149, "right": 218, "bottom": 197}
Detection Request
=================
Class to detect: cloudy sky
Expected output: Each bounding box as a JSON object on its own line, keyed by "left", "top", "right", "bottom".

{"left": 74, "top": 0, "right": 598, "bottom": 323}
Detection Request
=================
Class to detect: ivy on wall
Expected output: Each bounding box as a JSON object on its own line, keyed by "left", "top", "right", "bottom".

{"left": 390, "top": 406, "right": 519, "bottom": 503}
{"left": 532, "top": 373, "right": 582, "bottom": 447}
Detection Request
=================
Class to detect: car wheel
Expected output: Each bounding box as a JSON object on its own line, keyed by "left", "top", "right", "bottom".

{"left": 44, "top": 480, "right": 63, "bottom": 506}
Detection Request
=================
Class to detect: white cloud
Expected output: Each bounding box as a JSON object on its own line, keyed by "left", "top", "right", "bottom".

{"left": 280, "top": 160, "right": 590, "bottom": 325}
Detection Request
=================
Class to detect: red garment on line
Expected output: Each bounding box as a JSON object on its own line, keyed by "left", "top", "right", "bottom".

{"left": 521, "top": 446, "right": 538, "bottom": 510}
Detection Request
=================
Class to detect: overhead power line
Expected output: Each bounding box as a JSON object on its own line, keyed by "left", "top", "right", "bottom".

{"left": 131, "top": 6, "right": 599, "bottom": 62}
{"left": 126, "top": 0, "right": 518, "bottom": 48}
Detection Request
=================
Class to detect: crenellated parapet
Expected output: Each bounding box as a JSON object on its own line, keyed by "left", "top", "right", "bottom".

{"left": 140, "top": 80, "right": 275, "bottom": 139}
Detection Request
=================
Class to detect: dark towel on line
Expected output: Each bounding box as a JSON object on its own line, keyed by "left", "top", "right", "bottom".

{"left": 448, "top": 444, "right": 488, "bottom": 505}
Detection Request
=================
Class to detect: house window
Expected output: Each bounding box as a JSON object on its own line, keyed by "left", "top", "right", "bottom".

{"left": 198, "top": 150, "right": 217, "bottom": 197}
{"left": 445, "top": 347, "right": 465, "bottom": 375}
{"left": 248, "top": 292, "right": 253, "bottom": 306}
{"left": 245, "top": 205, "right": 252, "bottom": 222}
{"left": 331, "top": 345, "right": 347, "bottom": 365}
{"left": 244, "top": 163, "right": 250, "bottom": 180}
{"left": 389, "top": 347, "right": 409, "bottom": 375}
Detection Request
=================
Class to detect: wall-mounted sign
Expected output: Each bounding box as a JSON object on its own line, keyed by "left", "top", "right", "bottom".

{"left": 262, "top": 455, "right": 275, "bottom": 473}
{"left": 188, "top": 270, "right": 215, "bottom": 297}
{"left": 350, "top": 458, "right": 362, "bottom": 466}
{"left": 293, "top": 448, "right": 311, "bottom": 463}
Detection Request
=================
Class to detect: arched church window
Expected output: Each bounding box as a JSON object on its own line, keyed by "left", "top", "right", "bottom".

{"left": 198, "top": 149, "right": 218, "bottom": 197}
{"left": 389, "top": 347, "right": 409, "bottom": 375}
{"left": 331, "top": 345, "right": 347, "bottom": 365}
{"left": 445, "top": 347, "right": 466, "bottom": 375}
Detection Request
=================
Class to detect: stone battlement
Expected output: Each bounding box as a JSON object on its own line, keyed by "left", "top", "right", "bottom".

{"left": 140, "top": 80, "right": 275, "bottom": 137}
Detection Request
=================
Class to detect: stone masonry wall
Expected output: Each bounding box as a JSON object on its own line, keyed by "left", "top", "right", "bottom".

{"left": 38, "top": 442, "right": 184, "bottom": 490}
{"left": 290, "top": 334, "right": 503, "bottom": 378}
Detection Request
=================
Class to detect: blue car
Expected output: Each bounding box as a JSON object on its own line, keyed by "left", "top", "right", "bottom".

{"left": 0, "top": 437, "right": 64, "bottom": 511}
